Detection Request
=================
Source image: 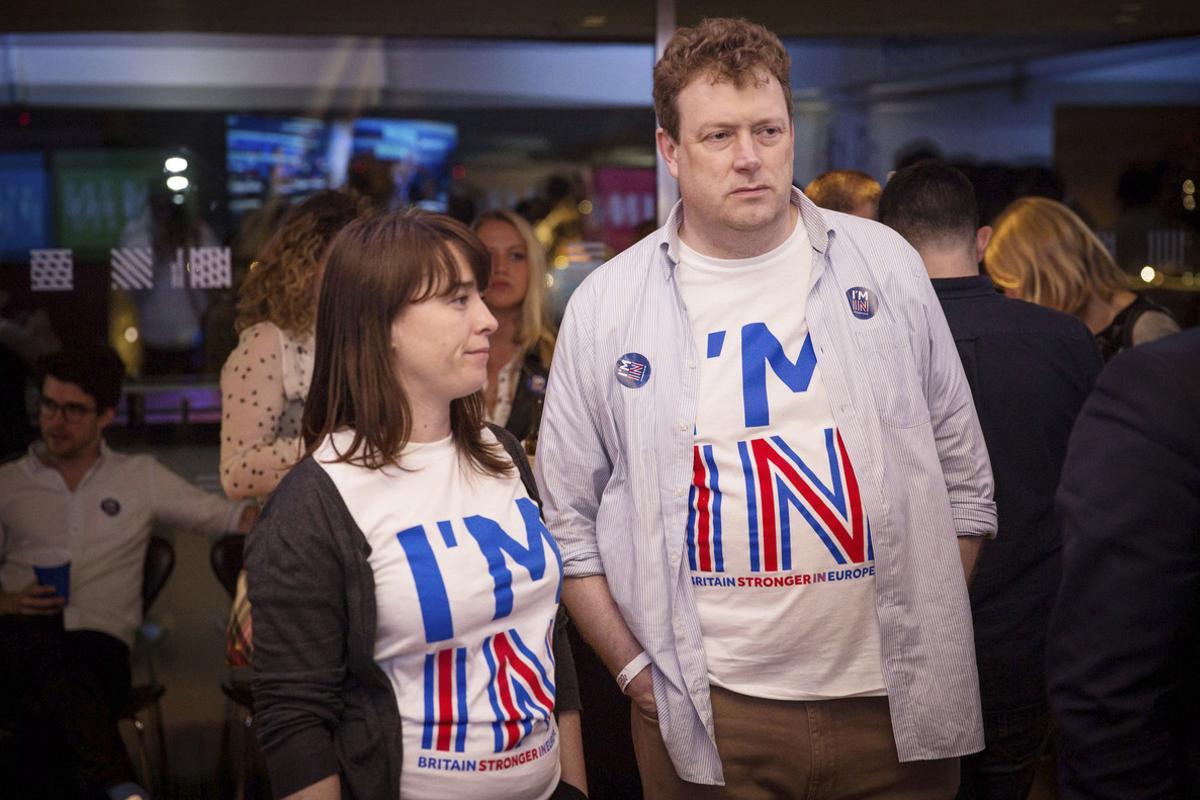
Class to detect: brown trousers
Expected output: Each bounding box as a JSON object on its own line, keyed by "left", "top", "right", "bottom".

{"left": 632, "top": 687, "right": 960, "bottom": 800}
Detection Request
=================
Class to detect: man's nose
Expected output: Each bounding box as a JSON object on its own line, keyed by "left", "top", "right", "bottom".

{"left": 731, "top": 131, "right": 762, "bottom": 170}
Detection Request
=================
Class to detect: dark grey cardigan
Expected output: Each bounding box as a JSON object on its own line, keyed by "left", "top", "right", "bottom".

{"left": 246, "top": 426, "right": 580, "bottom": 799}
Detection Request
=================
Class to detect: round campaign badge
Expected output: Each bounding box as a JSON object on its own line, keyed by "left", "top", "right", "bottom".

{"left": 527, "top": 373, "right": 548, "bottom": 397}
{"left": 846, "top": 286, "right": 877, "bottom": 320}
{"left": 614, "top": 353, "right": 652, "bottom": 389}
{"left": 100, "top": 497, "right": 121, "bottom": 517}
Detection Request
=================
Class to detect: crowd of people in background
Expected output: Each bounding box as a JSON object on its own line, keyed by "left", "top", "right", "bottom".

{"left": 1, "top": 15, "right": 1197, "bottom": 800}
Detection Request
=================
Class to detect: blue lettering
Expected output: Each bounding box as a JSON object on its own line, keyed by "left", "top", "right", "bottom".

{"left": 706, "top": 330, "right": 725, "bottom": 358}
{"left": 463, "top": 497, "right": 563, "bottom": 621}
{"left": 741, "top": 324, "right": 818, "bottom": 427}
{"left": 397, "top": 525, "right": 455, "bottom": 643}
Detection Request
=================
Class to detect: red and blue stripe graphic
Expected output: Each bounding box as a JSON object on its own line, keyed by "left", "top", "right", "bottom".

{"left": 738, "top": 428, "right": 871, "bottom": 572}
{"left": 422, "top": 646, "right": 469, "bottom": 752}
{"left": 687, "top": 443, "right": 725, "bottom": 572}
{"left": 482, "top": 626, "right": 557, "bottom": 752}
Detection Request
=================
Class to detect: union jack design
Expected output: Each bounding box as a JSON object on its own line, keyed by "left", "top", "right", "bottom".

{"left": 737, "top": 428, "right": 871, "bottom": 572}
{"left": 481, "top": 627, "right": 556, "bottom": 752}
{"left": 687, "top": 443, "right": 725, "bottom": 572}
{"left": 617, "top": 358, "right": 645, "bottom": 383}
{"left": 422, "top": 646, "right": 469, "bottom": 752}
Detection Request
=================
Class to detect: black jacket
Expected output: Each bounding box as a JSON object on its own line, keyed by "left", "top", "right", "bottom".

{"left": 246, "top": 425, "right": 580, "bottom": 799}
{"left": 1049, "top": 328, "right": 1200, "bottom": 799}
{"left": 931, "top": 276, "right": 1102, "bottom": 709}
{"left": 502, "top": 351, "right": 549, "bottom": 444}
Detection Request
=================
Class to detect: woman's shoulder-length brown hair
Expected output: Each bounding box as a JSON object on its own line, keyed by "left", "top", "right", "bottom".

{"left": 302, "top": 209, "right": 511, "bottom": 477}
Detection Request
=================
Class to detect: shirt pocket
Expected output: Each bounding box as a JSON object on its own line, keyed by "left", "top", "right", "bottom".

{"left": 852, "top": 327, "right": 929, "bottom": 429}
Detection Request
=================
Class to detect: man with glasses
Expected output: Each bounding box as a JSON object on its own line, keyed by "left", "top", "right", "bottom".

{"left": 0, "top": 345, "right": 254, "bottom": 800}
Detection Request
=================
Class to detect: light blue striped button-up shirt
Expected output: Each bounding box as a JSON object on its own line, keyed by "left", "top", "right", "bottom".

{"left": 535, "top": 189, "right": 996, "bottom": 784}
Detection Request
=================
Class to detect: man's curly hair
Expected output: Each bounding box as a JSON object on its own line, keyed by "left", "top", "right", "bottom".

{"left": 653, "top": 17, "right": 793, "bottom": 142}
{"left": 235, "top": 189, "right": 369, "bottom": 337}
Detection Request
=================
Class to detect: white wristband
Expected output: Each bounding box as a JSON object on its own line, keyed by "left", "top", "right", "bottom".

{"left": 616, "top": 651, "right": 652, "bottom": 695}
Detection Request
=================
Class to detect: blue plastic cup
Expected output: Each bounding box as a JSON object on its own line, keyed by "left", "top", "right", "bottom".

{"left": 31, "top": 547, "right": 71, "bottom": 605}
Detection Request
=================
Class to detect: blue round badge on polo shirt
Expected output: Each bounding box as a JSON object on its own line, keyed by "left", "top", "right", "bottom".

{"left": 100, "top": 497, "right": 121, "bottom": 517}
{"left": 615, "top": 353, "right": 652, "bottom": 389}
{"left": 846, "top": 286, "right": 877, "bottom": 320}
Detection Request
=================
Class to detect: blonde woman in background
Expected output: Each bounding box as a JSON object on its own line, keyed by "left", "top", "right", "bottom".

{"left": 473, "top": 209, "right": 557, "bottom": 443}
{"left": 986, "top": 197, "right": 1179, "bottom": 361}
{"left": 220, "top": 190, "right": 367, "bottom": 499}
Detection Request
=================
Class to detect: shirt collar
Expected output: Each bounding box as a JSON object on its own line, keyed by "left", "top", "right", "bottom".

{"left": 929, "top": 274, "right": 999, "bottom": 299}
{"left": 655, "top": 186, "right": 833, "bottom": 280}
{"left": 26, "top": 439, "right": 111, "bottom": 479}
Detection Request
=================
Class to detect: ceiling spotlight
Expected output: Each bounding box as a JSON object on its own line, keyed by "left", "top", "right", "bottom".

{"left": 581, "top": 15, "right": 607, "bottom": 28}
{"left": 166, "top": 175, "right": 189, "bottom": 191}
{"left": 164, "top": 156, "right": 188, "bottom": 173}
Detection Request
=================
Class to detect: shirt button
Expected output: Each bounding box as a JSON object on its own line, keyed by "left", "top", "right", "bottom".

{"left": 670, "top": 554, "right": 679, "bottom": 565}
{"left": 678, "top": 422, "right": 688, "bottom": 432}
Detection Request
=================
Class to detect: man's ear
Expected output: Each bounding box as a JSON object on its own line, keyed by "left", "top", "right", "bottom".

{"left": 656, "top": 128, "right": 680, "bottom": 180}
{"left": 98, "top": 407, "right": 116, "bottom": 432}
{"left": 975, "top": 225, "right": 993, "bottom": 263}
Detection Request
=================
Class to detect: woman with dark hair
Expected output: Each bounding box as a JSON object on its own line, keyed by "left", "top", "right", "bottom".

{"left": 246, "top": 210, "right": 585, "bottom": 800}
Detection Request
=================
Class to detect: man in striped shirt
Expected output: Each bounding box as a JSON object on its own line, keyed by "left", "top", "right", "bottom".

{"left": 536, "top": 18, "right": 995, "bottom": 798}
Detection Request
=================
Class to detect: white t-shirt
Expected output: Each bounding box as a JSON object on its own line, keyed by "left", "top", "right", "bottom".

{"left": 676, "top": 217, "right": 885, "bottom": 700}
{"left": 315, "top": 430, "right": 562, "bottom": 800}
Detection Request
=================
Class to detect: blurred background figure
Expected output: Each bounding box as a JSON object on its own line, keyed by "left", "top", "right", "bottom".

{"left": 219, "top": 189, "right": 366, "bottom": 501}
{"left": 346, "top": 152, "right": 397, "bottom": 212}
{"left": 0, "top": 295, "right": 60, "bottom": 461}
{"left": 804, "top": 169, "right": 882, "bottom": 219}
{"left": 118, "top": 182, "right": 219, "bottom": 377}
{"left": 880, "top": 161, "right": 1103, "bottom": 800}
{"left": 986, "top": 196, "right": 1180, "bottom": 361}
{"left": 473, "top": 209, "right": 557, "bottom": 444}
{"left": 1048, "top": 328, "right": 1200, "bottom": 800}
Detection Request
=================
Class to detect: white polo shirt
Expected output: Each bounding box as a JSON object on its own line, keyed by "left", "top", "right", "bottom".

{"left": 0, "top": 442, "right": 245, "bottom": 647}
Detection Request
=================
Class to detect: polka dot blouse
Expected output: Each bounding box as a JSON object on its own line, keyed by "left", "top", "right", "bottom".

{"left": 219, "top": 321, "right": 314, "bottom": 501}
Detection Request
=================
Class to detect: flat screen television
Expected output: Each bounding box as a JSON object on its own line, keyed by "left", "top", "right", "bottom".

{"left": 350, "top": 119, "right": 458, "bottom": 212}
{"left": 225, "top": 115, "right": 331, "bottom": 221}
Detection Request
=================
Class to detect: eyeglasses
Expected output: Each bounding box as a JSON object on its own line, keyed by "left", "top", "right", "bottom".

{"left": 38, "top": 397, "right": 97, "bottom": 422}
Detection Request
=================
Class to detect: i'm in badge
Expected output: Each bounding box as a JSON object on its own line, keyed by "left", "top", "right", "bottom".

{"left": 615, "top": 353, "right": 652, "bottom": 388}
{"left": 846, "top": 287, "right": 877, "bottom": 320}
